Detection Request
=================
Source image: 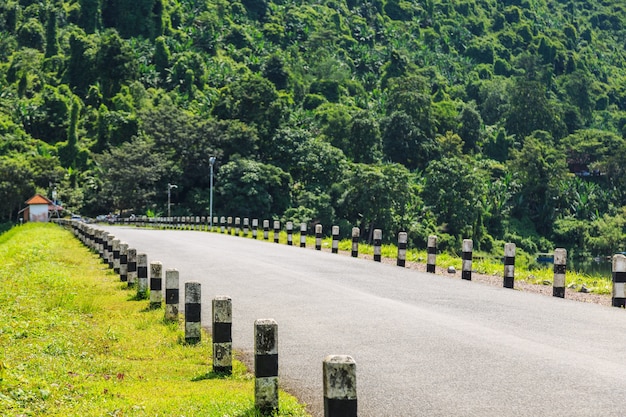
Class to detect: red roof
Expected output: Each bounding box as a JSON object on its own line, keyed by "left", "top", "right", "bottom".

{"left": 26, "top": 194, "right": 53, "bottom": 205}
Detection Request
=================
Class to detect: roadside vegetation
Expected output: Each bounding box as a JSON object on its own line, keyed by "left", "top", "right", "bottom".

{"left": 0, "top": 223, "right": 310, "bottom": 416}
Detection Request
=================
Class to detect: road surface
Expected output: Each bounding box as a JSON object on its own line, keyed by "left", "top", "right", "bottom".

{"left": 99, "top": 226, "right": 626, "bottom": 416}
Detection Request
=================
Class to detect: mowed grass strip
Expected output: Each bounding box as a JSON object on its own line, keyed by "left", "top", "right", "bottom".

{"left": 0, "top": 223, "right": 310, "bottom": 417}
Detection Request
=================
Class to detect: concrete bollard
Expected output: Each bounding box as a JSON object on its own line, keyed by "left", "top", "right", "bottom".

{"left": 612, "top": 254, "right": 626, "bottom": 308}
{"left": 119, "top": 242, "right": 128, "bottom": 282}
{"left": 263, "top": 220, "right": 270, "bottom": 240}
{"left": 165, "top": 269, "right": 179, "bottom": 321}
{"left": 244, "top": 218, "right": 250, "bottom": 236}
{"left": 201, "top": 216, "right": 206, "bottom": 231}
{"left": 287, "top": 222, "right": 293, "bottom": 246}
{"left": 323, "top": 355, "right": 357, "bottom": 417}
{"left": 273, "top": 221, "right": 280, "bottom": 243}
{"left": 150, "top": 261, "right": 163, "bottom": 308}
{"left": 137, "top": 254, "right": 148, "bottom": 299}
{"left": 553, "top": 248, "right": 567, "bottom": 298}
{"left": 462, "top": 239, "right": 472, "bottom": 281}
{"left": 316, "top": 224, "right": 323, "bottom": 251}
{"left": 255, "top": 319, "right": 278, "bottom": 414}
{"left": 212, "top": 296, "right": 232, "bottom": 374}
{"left": 112, "top": 239, "right": 121, "bottom": 274}
{"left": 503, "top": 243, "right": 515, "bottom": 289}
{"left": 300, "top": 223, "right": 307, "bottom": 248}
{"left": 227, "top": 216, "right": 233, "bottom": 235}
{"left": 397, "top": 232, "right": 407, "bottom": 267}
{"left": 235, "top": 217, "right": 241, "bottom": 236}
{"left": 253, "top": 219, "right": 259, "bottom": 239}
{"left": 213, "top": 216, "right": 218, "bottom": 232}
{"left": 332, "top": 226, "right": 339, "bottom": 254}
{"left": 351, "top": 227, "right": 359, "bottom": 257}
{"left": 427, "top": 235, "right": 437, "bottom": 273}
{"left": 100, "top": 231, "right": 108, "bottom": 263}
{"left": 221, "top": 216, "right": 226, "bottom": 233}
{"left": 106, "top": 234, "right": 114, "bottom": 268}
{"left": 185, "top": 282, "right": 202, "bottom": 344}
{"left": 127, "top": 248, "right": 137, "bottom": 287}
{"left": 373, "top": 229, "right": 382, "bottom": 262}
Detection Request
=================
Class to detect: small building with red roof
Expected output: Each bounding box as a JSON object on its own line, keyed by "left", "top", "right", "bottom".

{"left": 19, "top": 194, "right": 62, "bottom": 222}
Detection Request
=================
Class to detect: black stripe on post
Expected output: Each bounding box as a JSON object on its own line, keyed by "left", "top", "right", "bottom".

{"left": 166, "top": 288, "right": 179, "bottom": 304}
{"left": 186, "top": 302, "right": 201, "bottom": 322}
{"left": 213, "top": 322, "right": 232, "bottom": 343}
{"left": 255, "top": 354, "right": 279, "bottom": 378}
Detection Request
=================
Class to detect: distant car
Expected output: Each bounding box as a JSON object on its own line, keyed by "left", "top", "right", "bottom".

{"left": 70, "top": 214, "right": 82, "bottom": 222}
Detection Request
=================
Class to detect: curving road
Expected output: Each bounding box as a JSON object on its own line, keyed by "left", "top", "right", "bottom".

{"left": 99, "top": 226, "right": 626, "bottom": 417}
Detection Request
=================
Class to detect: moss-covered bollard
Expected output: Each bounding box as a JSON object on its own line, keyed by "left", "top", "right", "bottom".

{"left": 323, "top": 355, "right": 357, "bottom": 417}
{"left": 119, "top": 242, "right": 128, "bottom": 282}
{"left": 212, "top": 296, "right": 232, "bottom": 374}
{"left": 137, "top": 253, "right": 148, "bottom": 299}
{"left": 263, "top": 220, "right": 270, "bottom": 240}
{"left": 165, "top": 269, "right": 179, "bottom": 321}
{"left": 185, "top": 282, "right": 202, "bottom": 344}
{"left": 252, "top": 218, "right": 259, "bottom": 239}
{"left": 553, "top": 248, "right": 567, "bottom": 298}
{"left": 150, "top": 261, "right": 163, "bottom": 309}
{"left": 244, "top": 218, "right": 250, "bottom": 236}
{"left": 112, "top": 239, "right": 121, "bottom": 274}
{"left": 255, "top": 319, "right": 278, "bottom": 414}
{"left": 127, "top": 248, "right": 137, "bottom": 287}
{"left": 273, "top": 221, "right": 280, "bottom": 243}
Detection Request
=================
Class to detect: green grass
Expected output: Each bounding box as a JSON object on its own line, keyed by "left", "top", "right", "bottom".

{"left": 0, "top": 223, "right": 310, "bottom": 417}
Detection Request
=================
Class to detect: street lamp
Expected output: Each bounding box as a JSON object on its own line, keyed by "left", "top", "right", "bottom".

{"left": 167, "top": 183, "right": 178, "bottom": 218}
{"left": 209, "top": 156, "right": 216, "bottom": 229}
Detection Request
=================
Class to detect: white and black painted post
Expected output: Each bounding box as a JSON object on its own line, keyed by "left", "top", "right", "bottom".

{"left": 235, "top": 217, "right": 241, "bottom": 236}
{"left": 150, "top": 261, "right": 163, "bottom": 309}
{"left": 332, "top": 226, "right": 339, "bottom": 254}
{"left": 185, "top": 282, "right": 202, "bottom": 344}
{"left": 612, "top": 254, "right": 626, "bottom": 308}
{"left": 503, "top": 243, "right": 516, "bottom": 289}
{"left": 351, "top": 227, "right": 359, "bottom": 258}
{"left": 323, "top": 355, "right": 357, "bottom": 417}
{"left": 213, "top": 217, "right": 218, "bottom": 232}
{"left": 255, "top": 319, "right": 278, "bottom": 414}
{"left": 165, "top": 269, "right": 179, "bottom": 321}
{"left": 263, "top": 220, "right": 270, "bottom": 240}
{"left": 227, "top": 216, "right": 233, "bottom": 235}
{"left": 137, "top": 254, "right": 148, "bottom": 299}
{"left": 212, "top": 296, "right": 232, "bottom": 374}
{"left": 553, "top": 248, "right": 567, "bottom": 298}
{"left": 252, "top": 219, "right": 259, "bottom": 239}
{"left": 300, "top": 223, "right": 307, "bottom": 248}
{"left": 119, "top": 242, "right": 128, "bottom": 282}
{"left": 427, "top": 235, "right": 437, "bottom": 273}
{"left": 273, "top": 221, "right": 280, "bottom": 243}
{"left": 106, "top": 234, "right": 114, "bottom": 268}
{"left": 373, "top": 229, "right": 382, "bottom": 262}
{"left": 201, "top": 216, "right": 206, "bottom": 231}
{"left": 244, "top": 218, "right": 250, "bottom": 236}
{"left": 112, "top": 239, "right": 121, "bottom": 274}
{"left": 127, "top": 248, "right": 137, "bottom": 287}
{"left": 462, "top": 239, "right": 472, "bottom": 281}
{"left": 316, "top": 224, "right": 323, "bottom": 251}
{"left": 286, "top": 222, "right": 293, "bottom": 246}
{"left": 220, "top": 216, "right": 226, "bottom": 233}
{"left": 397, "top": 232, "right": 407, "bottom": 267}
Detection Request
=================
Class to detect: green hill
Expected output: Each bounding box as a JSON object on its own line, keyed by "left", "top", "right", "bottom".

{"left": 1, "top": 0, "right": 625, "bottom": 257}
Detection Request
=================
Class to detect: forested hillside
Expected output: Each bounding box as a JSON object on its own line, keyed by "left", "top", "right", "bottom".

{"left": 1, "top": 0, "right": 626, "bottom": 258}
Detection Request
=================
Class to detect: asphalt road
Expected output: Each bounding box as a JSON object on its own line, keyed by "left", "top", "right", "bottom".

{"left": 99, "top": 226, "right": 626, "bottom": 416}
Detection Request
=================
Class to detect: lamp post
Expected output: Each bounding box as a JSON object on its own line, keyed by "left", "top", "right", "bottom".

{"left": 209, "top": 156, "right": 216, "bottom": 229}
{"left": 167, "top": 183, "right": 177, "bottom": 218}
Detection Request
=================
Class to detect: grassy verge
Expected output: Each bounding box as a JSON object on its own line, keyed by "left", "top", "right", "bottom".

{"left": 0, "top": 223, "right": 310, "bottom": 417}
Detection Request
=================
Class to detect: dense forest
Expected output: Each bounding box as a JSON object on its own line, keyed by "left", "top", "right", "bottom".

{"left": 1, "top": 0, "right": 626, "bottom": 259}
